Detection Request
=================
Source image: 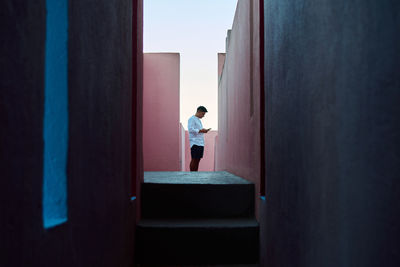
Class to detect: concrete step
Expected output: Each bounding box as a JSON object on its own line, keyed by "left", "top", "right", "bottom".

{"left": 142, "top": 172, "right": 255, "bottom": 219}
{"left": 136, "top": 218, "right": 259, "bottom": 265}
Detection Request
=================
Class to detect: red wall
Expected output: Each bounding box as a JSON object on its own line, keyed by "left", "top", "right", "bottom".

{"left": 216, "top": 0, "right": 262, "bottom": 195}
{"left": 143, "top": 53, "right": 181, "bottom": 171}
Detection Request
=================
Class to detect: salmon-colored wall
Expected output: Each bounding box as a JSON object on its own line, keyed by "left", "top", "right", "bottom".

{"left": 184, "top": 130, "right": 218, "bottom": 172}
{"left": 216, "top": 0, "right": 261, "bottom": 195}
{"left": 143, "top": 53, "right": 181, "bottom": 171}
{"left": 185, "top": 131, "right": 190, "bottom": 171}
{"left": 179, "top": 123, "right": 186, "bottom": 171}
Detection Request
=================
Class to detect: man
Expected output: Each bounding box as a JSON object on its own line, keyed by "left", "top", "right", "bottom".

{"left": 188, "top": 106, "right": 211, "bottom": 171}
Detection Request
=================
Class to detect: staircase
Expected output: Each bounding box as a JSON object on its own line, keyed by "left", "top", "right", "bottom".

{"left": 136, "top": 171, "right": 259, "bottom": 266}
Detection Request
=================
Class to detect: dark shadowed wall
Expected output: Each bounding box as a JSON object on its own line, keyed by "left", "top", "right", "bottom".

{"left": 132, "top": 0, "right": 144, "bottom": 206}
{"left": 262, "top": 0, "right": 400, "bottom": 266}
{"left": 0, "top": 0, "right": 142, "bottom": 266}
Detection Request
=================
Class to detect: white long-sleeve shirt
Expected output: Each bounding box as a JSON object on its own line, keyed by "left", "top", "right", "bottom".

{"left": 188, "top": 115, "right": 204, "bottom": 148}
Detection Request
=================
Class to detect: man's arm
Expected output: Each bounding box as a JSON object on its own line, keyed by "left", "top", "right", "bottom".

{"left": 188, "top": 118, "right": 201, "bottom": 135}
{"left": 189, "top": 118, "right": 210, "bottom": 134}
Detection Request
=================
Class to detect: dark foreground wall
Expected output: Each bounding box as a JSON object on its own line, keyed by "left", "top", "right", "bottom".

{"left": 262, "top": 0, "right": 400, "bottom": 266}
{"left": 0, "top": 0, "right": 141, "bottom": 266}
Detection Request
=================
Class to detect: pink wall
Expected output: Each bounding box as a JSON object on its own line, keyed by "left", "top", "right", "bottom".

{"left": 179, "top": 123, "right": 186, "bottom": 171}
{"left": 216, "top": 0, "right": 262, "bottom": 196}
{"left": 184, "top": 130, "right": 218, "bottom": 172}
{"left": 143, "top": 53, "right": 181, "bottom": 171}
{"left": 185, "top": 131, "right": 190, "bottom": 171}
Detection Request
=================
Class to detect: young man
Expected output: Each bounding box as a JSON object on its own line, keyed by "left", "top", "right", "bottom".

{"left": 188, "top": 106, "right": 210, "bottom": 171}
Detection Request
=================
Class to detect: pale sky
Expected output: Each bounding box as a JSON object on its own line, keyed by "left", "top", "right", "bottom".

{"left": 144, "top": 0, "right": 238, "bottom": 130}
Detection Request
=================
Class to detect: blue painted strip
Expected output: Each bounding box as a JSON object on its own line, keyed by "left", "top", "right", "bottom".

{"left": 43, "top": 0, "right": 69, "bottom": 229}
{"left": 259, "top": 196, "right": 266, "bottom": 201}
{"left": 131, "top": 196, "right": 137, "bottom": 201}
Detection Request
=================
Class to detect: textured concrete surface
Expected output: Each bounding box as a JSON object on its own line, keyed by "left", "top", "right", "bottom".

{"left": 258, "top": 197, "right": 268, "bottom": 267}
{"left": 67, "top": 1, "right": 136, "bottom": 266}
{"left": 0, "top": 2, "right": 46, "bottom": 267}
{"left": 137, "top": 221, "right": 259, "bottom": 265}
{"left": 142, "top": 172, "right": 254, "bottom": 219}
{"left": 132, "top": 0, "right": 144, "bottom": 201}
{"left": 144, "top": 171, "right": 252, "bottom": 184}
{"left": 262, "top": 0, "right": 400, "bottom": 266}
{"left": 1, "top": 1, "right": 141, "bottom": 266}
{"left": 141, "top": 183, "right": 255, "bottom": 219}
{"left": 138, "top": 171, "right": 258, "bottom": 265}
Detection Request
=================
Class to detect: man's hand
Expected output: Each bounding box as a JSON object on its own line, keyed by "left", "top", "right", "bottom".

{"left": 199, "top": 128, "right": 210, "bottom": 133}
